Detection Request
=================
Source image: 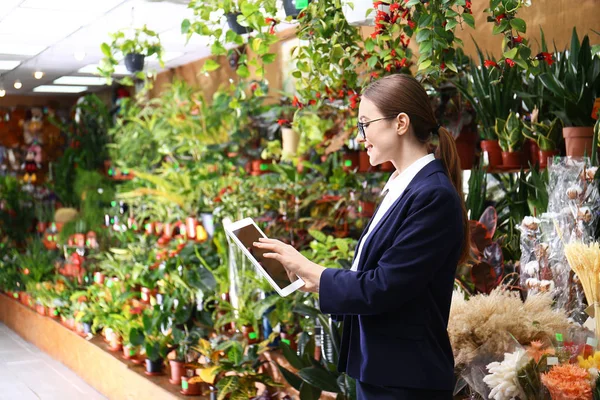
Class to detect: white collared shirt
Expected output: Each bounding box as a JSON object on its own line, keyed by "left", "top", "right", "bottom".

{"left": 350, "top": 154, "right": 436, "bottom": 271}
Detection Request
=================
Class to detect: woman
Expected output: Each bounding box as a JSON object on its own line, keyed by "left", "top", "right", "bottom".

{"left": 254, "top": 74, "right": 468, "bottom": 399}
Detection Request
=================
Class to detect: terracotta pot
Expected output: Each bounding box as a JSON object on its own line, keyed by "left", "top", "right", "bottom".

{"left": 181, "top": 376, "right": 204, "bottom": 396}
{"left": 563, "top": 127, "right": 594, "bottom": 158}
{"left": 19, "top": 292, "right": 30, "bottom": 307}
{"left": 108, "top": 333, "right": 122, "bottom": 352}
{"left": 163, "top": 223, "right": 174, "bottom": 239}
{"left": 454, "top": 129, "right": 477, "bottom": 170}
{"left": 241, "top": 325, "right": 260, "bottom": 344}
{"left": 185, "top": 217, "right": 197, "bottom": 239}
{"left": 75, "top": 322, "right": 86, "bottom": 336}
{"left": 281, "top": 127, "right": 300, "bottom": 157}
{"left": 36, "top": 222, "right": 47, "bottom": 233}
{"left": 123, "top": 345, "right": 137, "bottom": 360}
{"left": 501, "top": 151, "right": 522, "bottom": 168}
{"left": 154, "top": 222, "right": 164, "bottom": 236}
{"left": 47, "top": 307, "right": 59, "bottom": 319}
{"left": 145, "top": 221, "right": 155, "bottom": 235}
{"left": 358, "top": 151, "right": 371, "bottom": 172}
{"left": 93, "top": 272, "right": 105, "bottom": 285}
{"left": 72, "top": 233, "right": 85, "bottom": 247}
{"left": 250, "top": 159, "right": 271, "bottom": 176}
{"left": 140, "top": 287, "right": 157, "bottom": 304}
{"left": 35, "top": 304, "right": 46, "bottom": 316}
{"left": 481, "top": 140, "right": 503, "bottom": 169}
{"left": 342, "top": 152, "right": 360, "bottom": 172}
{"left": 528, "top": 140, "right": 540, "bottom": 167}
{"left": 379, "top": 161, "right": 395, "bottom": 172}
{"left": 539, "top": 149, "right": 560, "bottom": 169}
{"left": 145, "top": 358, "right": 164, "bottom": 376}
{"left": 358, "top": 201, "right": 376, "bottom": 218}
{"left": 169, "top": 360, "right": 185, "bottom": 385}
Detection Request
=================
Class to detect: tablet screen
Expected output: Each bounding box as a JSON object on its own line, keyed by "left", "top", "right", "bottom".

{"left": 232, "top": 224, "right": 292, "bottom": 289}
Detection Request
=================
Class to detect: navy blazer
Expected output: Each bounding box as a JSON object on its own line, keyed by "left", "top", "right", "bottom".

{"left": 319, "top": 159, "right": 463, "bottom": 390}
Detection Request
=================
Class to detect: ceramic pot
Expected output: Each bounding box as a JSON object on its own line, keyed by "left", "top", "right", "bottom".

{"left": 563, "top": 127, "right": 594, "bottom": 158}
{"left": 481, "top": 140, "right": 503, "bottom": 169}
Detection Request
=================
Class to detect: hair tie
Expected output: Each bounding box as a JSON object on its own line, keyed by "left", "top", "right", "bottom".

{"left": 432, "top": 124, "right": 441, "bottom": 135}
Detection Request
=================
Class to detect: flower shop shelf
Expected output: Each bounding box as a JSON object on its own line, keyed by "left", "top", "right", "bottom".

{"left": 0, "top": 293, "right": 197, "bottom": 400}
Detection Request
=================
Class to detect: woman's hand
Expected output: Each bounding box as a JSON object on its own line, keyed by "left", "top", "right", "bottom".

{"left": 253, "top": 238, "right": 325, "bottom": 293}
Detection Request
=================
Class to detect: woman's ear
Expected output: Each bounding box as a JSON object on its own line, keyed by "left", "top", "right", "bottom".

{"left": 395, "top": 113, "right": 410, "bottom": 137}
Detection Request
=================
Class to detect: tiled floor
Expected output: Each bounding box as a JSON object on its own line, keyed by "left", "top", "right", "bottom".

{"left": 0, "top": 322, "right": 107, "bottom": 400}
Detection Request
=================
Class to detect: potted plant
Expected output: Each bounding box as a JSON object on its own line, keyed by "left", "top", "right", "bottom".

{"left": 99, "top": 25, "right": 164, "bottom": 85}
{"left": 523, "top": 114, "right": 562, "bottom": 168}
{"left": 496, "top": 112, "right": 525, "bottom": 168}
{"left": 129, "top": 310, "right": 173, "bottom": 376}
{"left": 170, "top": 326, "right": 203, "bottom": 385}
{"left": 540, "top": 29, "right": 600, "bottom": 157}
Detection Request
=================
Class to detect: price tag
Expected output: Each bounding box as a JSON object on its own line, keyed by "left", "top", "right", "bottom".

{"left": 555, "top": 333, "right": 563, "bottom": 342}
{"left": 182, "top": 380, "right": 189, "bottom": 390}
{"left": 248, "top": 332, "right": 258, "bottom": 340}
{"left": 282, "top": 339, "right": 291, "bottom": 345}
{"left": 297, "top": 0, "right": 309, "bottom": 8}
{"left": 547, "top": 357, "right": 559, "bottom": 366}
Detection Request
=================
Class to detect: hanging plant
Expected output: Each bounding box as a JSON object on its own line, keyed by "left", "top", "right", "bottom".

{"left": 183, "top": 0, "right": 279, "bottom": 80}
{"left": 99, "top": 25, "right": 165, "bottom": 88}
{"left": 405, "top": 0, "right": 475, "bottom": 78}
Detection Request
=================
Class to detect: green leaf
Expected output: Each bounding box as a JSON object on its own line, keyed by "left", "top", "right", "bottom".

{"left": 299, "top": 367, "right": 340, "bottom": 393}
{"left": 365, "top": 40, "right": 375, "bottom": 53}
{"left": 503, "top": 47, "right": 518, "bottom": 59}
{"left": 445, "top": 9, "right": 458, "bottom": 18}
{"left": 418, "top": 59, "right": 433, "bottom": 70}
{"left": 280, "top": 341, "right": 305, "bottom": 370}
{"left": 236, "top": 65, "right": 250, "bottom": 78}
{"left": 492, "top": 19, "right": 509, "bottom": 35}
{"left": 278, "top": 365, "right": 303, "bottom": 391}
{"left": 416, "top": 29, "right": 432, "bottom": 42}
{"left": 216, "top": 376, "right": 239, "bottom": 400}
{"left": 299, "top": 383, "right": 322, "bottom": 400}
{"left": 101, "top": 43, "right": 111, "bottom": 58}
{"left": 262, "top": 53, "right": 276, "bottom": 64}
{"left": 211, "top": 42, "right": 227, "bottom": 56}
{"left": 445, "top": 19, "right": 458, "bottom": 31}
{"left": 418, "top": 13, "right": 432, "bottom": 28}
{"left": 292, "top": 70, "right": 302, "bottom": 78}
{"left": 203, "top": 59, "right": 220, "bottom": 72}
{"left": 445, "top": 61, "right": 458, "bottom": 73}
{"left": 227, "top": 342, "right": 243, "bottom": 365}
{"left": 513, "top": 57, "right": 528, "bottom": 69}
{"left": 406, "top": 0, "right": 421, "bottom": 6}
{"left": 510, "top": 18, "right": 526, "bottom": 33}
{"left": 367, "top": 56, "right": 378, "bottom": 68}
{"left": 463, "top": 13, "right": 475, "bottom": 29}
{"left": 181, "top": 19, "right": 191, "bottom": 34}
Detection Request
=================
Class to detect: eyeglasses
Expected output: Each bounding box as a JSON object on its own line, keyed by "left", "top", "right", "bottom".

{"left": 357, "top": 116, "right": 397, "bottom": 140}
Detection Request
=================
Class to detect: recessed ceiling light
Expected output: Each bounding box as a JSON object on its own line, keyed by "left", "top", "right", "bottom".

{"left": 78, "top": 63, "right": 129, "bottom": 76}
{"left": 0, "top": 60, "right": 21, "bottom": 70}
{"left": 13, "top": 81, "right": 22, "bottom": 89}
{"left": 74, "top": 51, "right": 86, "bottom": 61}
{"left": 53, "top": 76, "right": 106, "bottom": 86}
{"left": 0, "top": 42, "right": 47, "bottom": 56}
{"left": 0, "top": 89, "right": 5, "bottom": 98}
{"left": 34, "top": 71, "right": 44, "bottom": 79}
{"left": 33, "top": 85, "right": 87, "bottom": 93}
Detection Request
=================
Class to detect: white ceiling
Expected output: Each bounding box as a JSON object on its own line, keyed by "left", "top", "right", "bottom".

{"left": 0, "top": 0, "right": 215, "bottom": 96}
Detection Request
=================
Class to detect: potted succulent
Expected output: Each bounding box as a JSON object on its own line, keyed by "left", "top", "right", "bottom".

{"left": 523, "top": 113, "right": 562, "bottom": 169}
{"left": 540, "top": 29, "right": 600, "bottom": 157}
{"left": 496, "top": 112, "right": 525, "bottom": 168}
{"left": 99, "top": 25, "right": 164, "bottom": 84}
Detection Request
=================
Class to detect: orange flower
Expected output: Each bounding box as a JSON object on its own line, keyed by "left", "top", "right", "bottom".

{"left": 541, "top": 364, "right": 592, "bottom": 400}
{"left": 526, "top": 340, "right": 555, "bottom": 362}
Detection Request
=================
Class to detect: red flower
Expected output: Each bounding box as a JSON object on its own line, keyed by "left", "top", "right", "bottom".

{"left": 390, "top": 14, "right": 399, "bottom": 24}
{"left": 513, "top": 35, "right": 523, "bottom": 43}
{"left": 370, "top": 72, "right": 379, "bottom": 79}
{"left": 269, "top": 26, "right": 276, "bottom": 35}
{"left": 385, "top": 64, "right": 392, "bottom": 72}
{"left": 536, "top": 52, "right": 554, "bottom": 66}
{"left": 308, "top": 99, "right": 317, "bottom": 106}
{"left": 292, "top": 96, "right": 302, "bottom": 108}
{"left": 316, "top": 92, "right": 321, "bottom": 98}
{"left": 440, "top": 62, "right": 446, "bottom": 70}
{"left": 390, "top": 49, "right": 396, "bottom": 57}
{"left": 401, "top": 9, "right": 409, "bottom": 19}
{"left": 350, "top": 94, "right": 360, "bottom": 109}
{"left": 495, "top": 13, "right": 506, "bottom": 23}
{"left": 265, "top": 17, "right": 275, "bottom": 24}
{"left": 484, "top": 60, "right": 499, "bottom": 68}
{"left": 338, "top": 89, "right": 345, "bottom": 98}
{"left": 505, "top": 58, "right": 515, "bottom": 67}
{"left": 370, "top": 31, "right": 379, "bottom": 39}
{"left": 465, "top": 0, "right": 472, "bottom": 8}
{"left": 130, "top": 307, "right": 143, "bottom": 315}
{"left": 277, "top": 119, "right": 290, "bottom": 126}
{"left": 389, "top": 3, "right": 400, "bottom": 12}
{"left": 250, "top": 82, "right": 258, "bottom": 91}
{"left": 407, "top": 20, "right": 416, "bottom": 29}
{"left": 373, "top": 1, "right": 383, "bottom": 7}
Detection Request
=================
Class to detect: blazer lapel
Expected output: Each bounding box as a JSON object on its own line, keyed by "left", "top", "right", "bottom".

{"left": 356, "top": 160, "right": 446, "bottom": 271}
{"left": 349, "top": 189, "right": 389, "bottom": 265}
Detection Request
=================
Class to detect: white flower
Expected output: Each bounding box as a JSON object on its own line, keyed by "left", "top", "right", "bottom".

{"left": 523, "top": 261, "right": 539, "bottom": 276}
{"left": 566, "top": 185, "right": 583, "bottom": 199}
{"left": 538, "top": 280, "right": 555, "bottom": 293}
{"left": 521, "top": 216, "right": 541, "bottom": 230}
{"left": 526, "top": 278, "right": 540, "bottom": 289}
{"left": 483, "top": 350, "right": 529, "bottom": 400}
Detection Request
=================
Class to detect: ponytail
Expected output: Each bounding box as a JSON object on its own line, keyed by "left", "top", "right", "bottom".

{"left": 435, "top": 126, "right": 470, "bottom": 265}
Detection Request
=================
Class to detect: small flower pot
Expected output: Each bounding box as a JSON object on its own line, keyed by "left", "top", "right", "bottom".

{"left": 539, "top": 149, "right": 560, "bottom": 169}
{"left": 481, "top": 140, "right": 503, "bottom": 169}
{"left": 250, "top": 159, "right": 271, "bottom": 176}
{"left": 527, "top": 139, "right": 540, "bottom": 167}
{"left": 122, "top": 345, "right": 137, "bottom": 360}
{"left": 342, "top": 151, "right": 360, "bottom": 172}
{"left": 181, "top": 376, "right": 204, "bottom": 396}
{"left": 501, "top": 151, "right": 522, "bottom": 169}
{"left": 36, "top": 222, "right": 47, "bottom": 233}
{"left": 185, "top": 217, "right": 197, "bottom": 239}
{"left": 563, "top": 126, "right": 594, "bottom": 158}
{"left": 144, "top": 358, "right": 164, "bottom": 376}
{"left": 107, "top": 333, "right": 122, "bottom": 352}
{"left": 226, "top": 12, "right": 253, "bottom": 35}
{"left": 48, "top": 308, "right": 59, "bottom": 319}
{"left": 124, "top": 53, "right": 145, "bottom": 73}
{"left": 454, "top": 129, "right": 477, "bottom": 170}
{"left": 145, "top": 221, "right": 155, "bottom": 235}
{"left": 169, "top": 360, "right": 185, "bottom": 385}
{"left": 35, "top": 304, "right": 46, "bottom": 316}
{"left": 163, "top": 223, "right": 174, "bottom": 239}
{"left": 93, "top": 272, "right": 105, "bottom": 285}
{"left": 280, "top": 331, "right": 298, "bottom": 351}
{"left": 241, "top": 324, "right": 260, "bottom": 344}
{"left": 358, "top": 151, "right": 371, "bottom": 172}
{"left": 358, "top": 201, "right": 376, "bottom": 218}
{"left": 283, "top": 0, "right": 310, "bottom": 18}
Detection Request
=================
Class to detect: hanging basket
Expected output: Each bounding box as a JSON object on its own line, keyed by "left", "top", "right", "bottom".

{"left": 226, "top": 13, "right": 253, "bottom": 35}
{"left": 283, "top": 0, "right": 310, "bottom": 19}
{"left": 124, "top": 53, "right": 145, "bottom": 73}
{"left": 342, "top": 0, "right": 389, "bottom": 26}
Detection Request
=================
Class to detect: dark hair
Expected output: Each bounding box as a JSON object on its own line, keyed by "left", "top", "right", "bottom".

{"left": 363, "top": 74, "right": 469, "bottom": 265}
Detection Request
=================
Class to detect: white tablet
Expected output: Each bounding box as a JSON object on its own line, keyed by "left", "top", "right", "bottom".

{"left": 224, "top": 218, "right": 305, "bottom": 297}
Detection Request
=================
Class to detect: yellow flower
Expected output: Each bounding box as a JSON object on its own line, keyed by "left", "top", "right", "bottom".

{"left": 578, "top": 351, "right": 600, "bottom": 370}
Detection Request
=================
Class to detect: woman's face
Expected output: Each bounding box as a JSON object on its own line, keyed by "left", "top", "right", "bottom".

{"left": 357, "top": 97, "right": 403, "bottom": 166}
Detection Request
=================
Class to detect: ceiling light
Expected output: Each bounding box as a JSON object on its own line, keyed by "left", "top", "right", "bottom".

{"left": 33, "top": 85, "right": 87, "bottom": 93}
{"left": 74, "top": 51, "right": 86, "bottom": 61}
{"left": 53, "top": 76, "right": 106, "bottom": 86}
{"left": 34, "top": 71, "right": 44, "bottom": 79}
{"left": 0, "top": 60, "right": 21, "bottom": 70}
{"left": 0, "top": 89, "right": 5, "bottom": 98}
{"left": 78, "top": 63, "right": 129, "bottom": 76}
{"left": 0, "top": 42, "right": 47, "bottom": 56}
{"left": 13, "top": 81, "right": 22, "bottom": 89}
